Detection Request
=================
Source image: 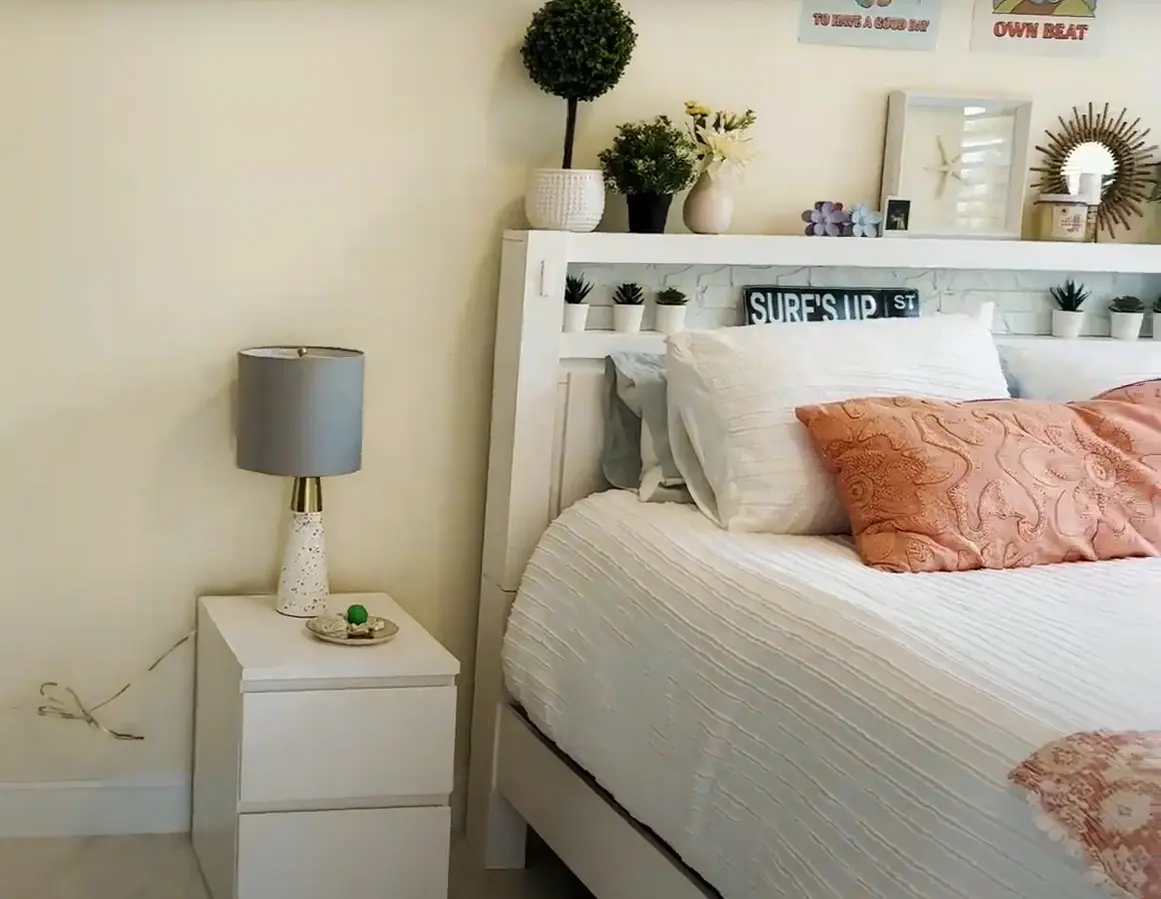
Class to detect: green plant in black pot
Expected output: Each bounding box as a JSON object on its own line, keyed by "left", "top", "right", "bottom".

{"left": 599, "top": 116, "right": 696, "bottom": 234}
{"left": 522, "top": 0, "right": 637, "bottom": 171}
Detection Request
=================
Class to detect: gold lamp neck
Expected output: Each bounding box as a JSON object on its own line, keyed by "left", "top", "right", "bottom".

{"left": 290, "top": 477, "right": 322, "bottom": 513}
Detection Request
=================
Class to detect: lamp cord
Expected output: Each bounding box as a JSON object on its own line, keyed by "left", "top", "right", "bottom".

{"left": 35, "top": 630, "right": 195, "bottom": 741}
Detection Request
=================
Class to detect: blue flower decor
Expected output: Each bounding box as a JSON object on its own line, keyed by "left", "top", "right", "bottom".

{"left": 802, "top": 201, "right": 850, "bottom": 237}
{"left": 846, "top": 204, "right": 884, "bottom": 238}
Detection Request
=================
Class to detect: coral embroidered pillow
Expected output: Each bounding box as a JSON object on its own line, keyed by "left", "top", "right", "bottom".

{"left": 795, "top": 394, "right": 1161, "bottom": 573}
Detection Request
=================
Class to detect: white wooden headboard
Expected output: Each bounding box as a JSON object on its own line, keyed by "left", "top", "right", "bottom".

{"left": 465, "top": 228, "right": 1161, "bottom": 865}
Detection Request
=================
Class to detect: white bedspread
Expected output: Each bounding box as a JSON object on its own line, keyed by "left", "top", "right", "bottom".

{"left": 502, "top": 490, "right": 1161, "bottom": 899}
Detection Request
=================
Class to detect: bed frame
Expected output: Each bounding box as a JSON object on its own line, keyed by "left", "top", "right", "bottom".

{"left": 464, "top": 230, "right": 712, "bottom": 898}
{"left": 463, "top": 228, "right": 1153, "bottom": 897}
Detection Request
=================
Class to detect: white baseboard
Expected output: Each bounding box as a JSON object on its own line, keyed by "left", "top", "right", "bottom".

{"left": 0, "top": 777, "right": 190, "bottom": 838}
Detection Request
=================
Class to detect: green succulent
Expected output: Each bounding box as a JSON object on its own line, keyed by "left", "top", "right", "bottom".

{"left": 1153, "top": 296, "right": 1161, "bottom": 314}
{"left": 1110, "top": 295, "right": 1144, "bottom": 314}
{"left": 599, "top": 116, "right": 697, "bottom": 197}
{"left": 564, "top": 274, "right": 594, "bottom": 305}
{"left": 521, "top": 0, "right": 637, "bottom": 169}
{"left": 1049, "top": 279, "right": 1089, "bottom": 312}
{"left": 655, "top": 287, "right": 689, "bottom": 307}
{"left": 613, "top": 282, "right": 645, "bottom": 306}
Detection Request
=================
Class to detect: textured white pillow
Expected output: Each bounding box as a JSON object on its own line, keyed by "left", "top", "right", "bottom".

{"left": 999, "top": 340, "right": 1161, "bottom": 401}
{"left": 666, "top": 316, "right": 1009, "bottom": 534}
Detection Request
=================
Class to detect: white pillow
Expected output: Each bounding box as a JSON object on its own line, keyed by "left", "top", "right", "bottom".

{"left": 999, "top": 340, "right": 1161, "bottom": 401}
{"left": 666, "top": 316, "right": 1009, "bottom": 534}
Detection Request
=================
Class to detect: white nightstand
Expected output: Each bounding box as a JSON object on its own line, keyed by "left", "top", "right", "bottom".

{"left": 191, "top": 592, "right": 459, "bottom": 899}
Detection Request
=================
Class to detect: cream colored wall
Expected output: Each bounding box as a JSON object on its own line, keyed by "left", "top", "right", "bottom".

{"left": 0, "top": 1, "right": 1156, "bottom": 808}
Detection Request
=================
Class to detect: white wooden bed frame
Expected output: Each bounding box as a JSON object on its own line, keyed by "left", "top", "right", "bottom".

{"left": 464, "top": 228, "right": 1161, "bottom": 898}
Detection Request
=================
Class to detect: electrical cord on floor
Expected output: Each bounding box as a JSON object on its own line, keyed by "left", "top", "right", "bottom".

{"left": 35, "top": 630, "right": 195, "bottom": 741}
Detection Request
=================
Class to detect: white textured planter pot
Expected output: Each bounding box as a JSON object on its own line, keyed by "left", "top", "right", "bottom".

{"left": 613, "top": 304, "right": 644, "bottom": 333}
{"left": 1051, "top": 309, "right": 1084, "bottom": 339}
{"left": 525, "top": 168, "right": 605, "bottom": 232}
{"left": 562, "top": 303, "right": 589, "bottom": 333}
{"left": 1152, "top": 314, "right": 1161, "bottom": 339}
{"left": 683, "top": 172, "right": 734, "bottom": 235}
{"left": 1110, "top": 311, "right": 1144, "bottom": 341}
{"left": 655, "top": 305, "right": 687, "bottom": 335}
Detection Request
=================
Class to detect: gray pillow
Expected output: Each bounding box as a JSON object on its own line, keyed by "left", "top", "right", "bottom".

{"left": 602, "top": 353, "right": 690, "bottom": 503}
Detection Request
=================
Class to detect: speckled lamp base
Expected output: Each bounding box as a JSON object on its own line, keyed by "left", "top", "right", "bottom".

{"left": 276, "top": 511, "right": 330, "bottom": 618}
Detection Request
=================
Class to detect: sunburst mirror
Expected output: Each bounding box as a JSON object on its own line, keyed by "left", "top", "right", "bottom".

{"left": 1031, "top": 103, "right": 1158, "bottom": 238}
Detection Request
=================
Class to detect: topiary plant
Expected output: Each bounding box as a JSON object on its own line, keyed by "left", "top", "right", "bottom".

{"left": 598, "top": 116, "right": 697, "bottom": 197}
{"left": 613, "top": 282, "right": 644, "bottom": 306}
{"left": 521, "top": 0, "right": 637, "bottom": 170}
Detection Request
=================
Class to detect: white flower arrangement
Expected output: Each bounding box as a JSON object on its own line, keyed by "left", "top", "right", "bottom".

{"left": 684, "top": 101, "right": 757, "bottom": 181}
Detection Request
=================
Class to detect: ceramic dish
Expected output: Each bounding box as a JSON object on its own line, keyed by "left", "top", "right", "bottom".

{"left": 305, "top": 614, "right": 399, "bottom": 647}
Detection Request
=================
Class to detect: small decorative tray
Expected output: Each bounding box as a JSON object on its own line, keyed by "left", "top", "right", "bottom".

{"left": 305, "top": 610, "right": 399, "bottom": 647}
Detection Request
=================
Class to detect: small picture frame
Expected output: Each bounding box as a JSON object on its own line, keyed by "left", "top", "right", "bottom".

{"left": 882, "top": 196, "right": 912, "bottom": 238}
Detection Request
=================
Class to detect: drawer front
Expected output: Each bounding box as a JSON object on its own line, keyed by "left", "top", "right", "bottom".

{"left": 237, "top": 806, "right": 450, "bottom": 899}
{"left": 239, "top": 686, "right": 455, "bottom": 806}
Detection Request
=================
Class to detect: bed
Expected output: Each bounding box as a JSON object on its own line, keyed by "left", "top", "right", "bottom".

{"left": 504, "top": 489, "right": 1161, "bottom": 899}
{"left": 466, "top": 230, "right": 1161, "bottom": 899}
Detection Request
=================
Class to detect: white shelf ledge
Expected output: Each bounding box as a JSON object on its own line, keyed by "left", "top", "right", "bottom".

{"left": 508, "top": 230, "right": 1161, "bottom": 273}
{"left": 559, "top": 330, "right": 1157, "bottom": 361}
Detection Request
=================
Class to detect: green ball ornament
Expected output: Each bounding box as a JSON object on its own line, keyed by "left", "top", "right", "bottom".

{"left": 345, "top": 604, "right": 369, "bottom": 626}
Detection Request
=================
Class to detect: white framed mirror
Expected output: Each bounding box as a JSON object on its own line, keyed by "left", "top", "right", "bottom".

{"left": 880, "top": 91, "right": 1033, "bottom": 240}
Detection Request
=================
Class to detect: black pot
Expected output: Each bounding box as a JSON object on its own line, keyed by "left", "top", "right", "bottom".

{"left": 626, "top": 192, "right": 674, "bottom": 234}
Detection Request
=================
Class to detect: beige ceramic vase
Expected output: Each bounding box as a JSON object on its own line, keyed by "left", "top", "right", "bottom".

{"left": 683, "top": 172, "right": 734, "bottom": 235}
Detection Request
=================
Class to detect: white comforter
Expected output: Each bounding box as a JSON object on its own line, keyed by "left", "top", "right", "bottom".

{"left": 502, "top": 490, "right": 1161, "bottom": 899}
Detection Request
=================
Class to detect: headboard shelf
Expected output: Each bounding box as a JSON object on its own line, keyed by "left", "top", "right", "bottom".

{"left": 509, "top": 229, "right": 1161, "bottom": 273}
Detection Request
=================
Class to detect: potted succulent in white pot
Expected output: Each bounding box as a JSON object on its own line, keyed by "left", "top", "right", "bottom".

{"left": 1109, "top": 295, "right": 1145, "bottom": 340}
{"left": 612, "top": 282, "right": 645, "bottom": 333}
{"left": 1152, "top": 297, "right": 1161, "bottom": 340}
{"left": 562, "top": 274, "right": 593, "bottom": 333}
{"left": 1049, "top": 279, "right": 1088, "bottom": 338}
{"left": 521, "top": 0, "right": 637, "bottom": 232}
{"left": 654, "top": 287, "right": 689, "bottom": 334}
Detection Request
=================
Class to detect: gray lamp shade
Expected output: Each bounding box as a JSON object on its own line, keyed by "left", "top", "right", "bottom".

{"left": 236, "top": 346, "right": 365, "bottom": 477}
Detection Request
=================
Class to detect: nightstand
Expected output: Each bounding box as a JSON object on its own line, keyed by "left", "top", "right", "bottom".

{"left": 191, "top": 592, "right": 459, "bottom": 899}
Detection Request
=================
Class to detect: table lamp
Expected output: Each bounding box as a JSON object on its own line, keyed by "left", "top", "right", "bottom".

{"left": 236, "top": 346, "right": 365, "bottom": 617}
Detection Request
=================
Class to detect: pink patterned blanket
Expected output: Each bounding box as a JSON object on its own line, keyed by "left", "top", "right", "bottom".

{"left": 1011, "top": 731, "right": 1161, "bottom": 898}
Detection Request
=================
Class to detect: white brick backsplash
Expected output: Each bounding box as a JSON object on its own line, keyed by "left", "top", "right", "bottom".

{"left": 570, "top": 262, "right": 1161, "bottom": 336}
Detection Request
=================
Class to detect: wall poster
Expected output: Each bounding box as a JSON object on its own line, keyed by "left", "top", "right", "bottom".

{"left": 971, "top": 0, "right": 1105, "bottom": 57}
{"left": 798, "top": 0, "right": 943, "bottom": 51}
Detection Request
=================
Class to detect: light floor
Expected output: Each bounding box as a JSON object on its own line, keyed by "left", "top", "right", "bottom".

{"left": 0, "top": 833, "right": 594, "bottom": 899}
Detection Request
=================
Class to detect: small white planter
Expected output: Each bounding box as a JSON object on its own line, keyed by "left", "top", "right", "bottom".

{"left": 613, "top": 304, "right": 645, "bottom": 333}
{"left": 655, "top": 304, "right": 687, "bottom": 335}
{"left": 1051, "top": 309, "right": 1084, "bottom": 339}
{"left": 1152, "top": 313, "right": 1161, "bottom": 339}
{"left": 562, "top": 303, "right": 589, "bottom": 333}
{"left": 525, "top": 169, "right": 605, "bottom": 232}
{"left": 1110, "top": 311, "right": 1144, "bottom": 341}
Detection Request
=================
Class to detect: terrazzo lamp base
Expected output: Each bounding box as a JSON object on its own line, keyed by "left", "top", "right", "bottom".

{"left": 275, "top": 478, "right": 330, "bottom": 618}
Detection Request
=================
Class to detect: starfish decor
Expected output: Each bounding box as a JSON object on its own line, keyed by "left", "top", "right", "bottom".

{"left": 927, "top": 136, "right": 965, "bottom": 199}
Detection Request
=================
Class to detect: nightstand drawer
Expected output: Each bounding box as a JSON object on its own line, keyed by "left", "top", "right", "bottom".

{"left": 237, "top": 806, "right": 450, "bottom": 899}
{"left": 239, "top": 686, "right": 455, "bottom": 806}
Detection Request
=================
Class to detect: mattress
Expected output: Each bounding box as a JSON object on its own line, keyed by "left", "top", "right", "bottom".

{"left": 502, "top": 489, "right": 1161, "bottom": 899}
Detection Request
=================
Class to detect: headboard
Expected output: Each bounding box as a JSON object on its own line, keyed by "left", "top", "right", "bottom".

{"left": 465, "top": 228, "right": 1161, "bottom": 864}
